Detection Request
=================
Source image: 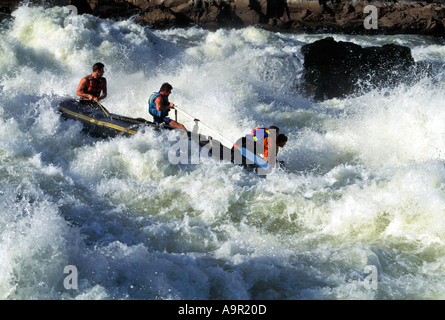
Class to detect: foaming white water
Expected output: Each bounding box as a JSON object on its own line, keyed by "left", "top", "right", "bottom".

{"left": 1, "top": 5, "right": 445, "bottom": 300}
{"left": 324, "top": 79, "right": 445, "bottom": 171}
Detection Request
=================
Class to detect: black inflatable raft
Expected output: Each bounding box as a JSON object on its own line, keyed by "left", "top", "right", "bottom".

{"left": 58, "top": 98, "right": 243, "bottom": 165}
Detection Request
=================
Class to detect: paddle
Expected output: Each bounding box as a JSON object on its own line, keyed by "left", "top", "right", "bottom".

{"left": 95, "top": 100, "right": 111, "bottom": 118}
{"left": 173, "top": 105, "right": 234, "bottom": 148}
{"left": 79, "top": 97, "right": 111, "bottom": 118}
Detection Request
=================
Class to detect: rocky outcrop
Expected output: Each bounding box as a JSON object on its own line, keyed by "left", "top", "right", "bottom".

{"left": 298, "top": 37, "right": 426, "bottom": 100}
{"left": 2, "top": 0, "right": 445, "bottom": 35}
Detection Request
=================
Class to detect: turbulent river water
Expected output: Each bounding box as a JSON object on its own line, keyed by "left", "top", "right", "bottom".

{"left": 1, "top": 5, "right": 445, "bottom": 300}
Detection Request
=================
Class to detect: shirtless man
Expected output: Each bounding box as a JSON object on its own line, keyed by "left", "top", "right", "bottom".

{"left": 76, "top": 62, "right": 107, "bottom": 103}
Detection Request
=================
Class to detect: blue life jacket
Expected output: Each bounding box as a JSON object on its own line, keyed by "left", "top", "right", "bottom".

{"left": 148, "top": 92, "right": 169, "bottom": 119}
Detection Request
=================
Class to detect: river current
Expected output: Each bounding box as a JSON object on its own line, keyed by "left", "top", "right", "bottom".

{"left": 1, "top": 5, "right": 445, "bottom": 300}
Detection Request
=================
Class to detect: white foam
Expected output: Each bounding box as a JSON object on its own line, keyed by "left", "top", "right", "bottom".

{"left": 1, "top": 5, "right": 445, "bottom": 299}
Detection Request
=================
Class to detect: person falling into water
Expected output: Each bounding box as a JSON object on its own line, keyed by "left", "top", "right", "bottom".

{"left": 148, "top": 83, "right": 186, "bottom": 130}
{"left": 76, "top": 62, "right": 107, "bottom": 106}
{"left": 248, "top": 126, "right": 287, "bottom": 165}
{"left": 232, "top": 126, "right": 287, "bottom": 167}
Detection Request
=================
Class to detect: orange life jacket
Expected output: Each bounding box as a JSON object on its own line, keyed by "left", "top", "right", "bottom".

{"left": 250, "top": 127, "right": 270, "bottom": 143}
{"left": 248, "top": 128, "right": 273, "bottom": 161}
{"left": 86, "top": 76, "right": 106, "bottom": 97}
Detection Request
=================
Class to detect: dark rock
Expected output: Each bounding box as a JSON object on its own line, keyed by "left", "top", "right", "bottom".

{"left": 3, "top": 1, "right": 445, "bottom": 35}
{"left": 86, "top": 0, "right": 140, "bottom": 19}
{"left": 135, "top": 5, "right": 193, "bottom": 28}
{"left": 1, "top": 6, "right": 11, "bottom": 14}
{"left": 299, "top": 37, "right": 420, "bottom": 101}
